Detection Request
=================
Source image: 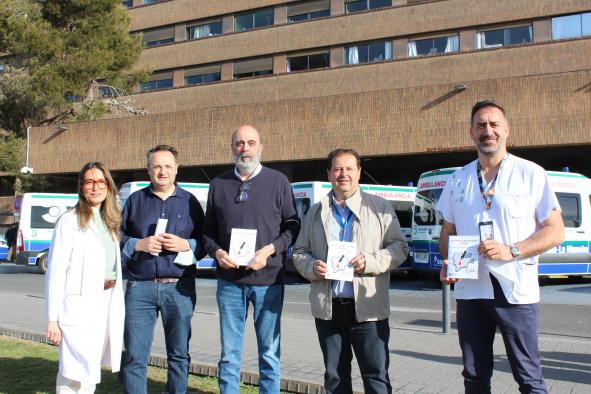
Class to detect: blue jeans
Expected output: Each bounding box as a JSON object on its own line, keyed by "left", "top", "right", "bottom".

{"left": 216, "top": 279, "right": 284, "bottom": 394}
{"left": 457, "top": 275, "right": 546, "bottom": 394}
{"left": 121, "top": 278, "right": 196, "bottom": 394}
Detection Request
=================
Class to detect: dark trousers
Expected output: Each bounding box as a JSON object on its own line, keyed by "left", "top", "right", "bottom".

{"left": 315, "top": 299, "right": 391, "bottom": 394}
{"left": 457, "top": 275, "right": 546, "bottom": 394}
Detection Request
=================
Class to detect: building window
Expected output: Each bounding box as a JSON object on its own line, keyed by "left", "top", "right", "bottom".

{"left": 235, "top": 8, "right": 274, "bottom": 32}
{"left": 233, "top": 57, "right": 273, "bottom": 79}
{"left": 477, "top": 25, "right": 532, "bottom": 49}
{"left": 288, "top": 0, "right": 330, "bottom": 22}
{"left": 408, "top": 35, "right": 459, "bottom": 57}
{"left": 140, "top": 72, "right": 173, "bottom": 91}
{"left": 187, "top": 20, "right": 222, "bottom": 40}
{"left": 143, "top": 0, "right": 160, "bottom": 4}
{"left": 122, "top": 0, "right": 132, "bottom": 8}
{"left": 185, "top": 65, "right": 221, "bottom": 86}
{"left": 345, "top": 0, "right": 391, "bottom": 14}
{"left": 287, "top": 51, "right": 329, "bottom": 72}
{"left": 552, "top": 13, "right": 591, "bottom": 40}
{"left": 141, "top": 26, "right": 175, "bottom": 47}
{"left": 346, "top": 40, "right": 392, "bottom": 64}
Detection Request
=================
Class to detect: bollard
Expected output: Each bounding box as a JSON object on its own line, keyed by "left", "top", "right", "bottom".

{"left": 442, "top": 283, "right": 451, "bottom": 333}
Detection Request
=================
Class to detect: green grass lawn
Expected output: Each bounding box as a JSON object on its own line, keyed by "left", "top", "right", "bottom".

{"left": 0, "top": 336, "right": 259, "bottom": 393}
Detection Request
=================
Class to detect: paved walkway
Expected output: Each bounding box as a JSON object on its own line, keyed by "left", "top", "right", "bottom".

{"left": 1, "top": 270, "right": 589, "bottom": 393}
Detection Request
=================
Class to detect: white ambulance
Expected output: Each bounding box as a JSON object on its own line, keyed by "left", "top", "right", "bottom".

{"left": 411, "top": 168, "right": 591, "bottom": 276}
{"left": 15, "top": 193, "right": 79, "bottom": 273}
{"left": 289, "top": 181, "right": 416, "bottom": 273}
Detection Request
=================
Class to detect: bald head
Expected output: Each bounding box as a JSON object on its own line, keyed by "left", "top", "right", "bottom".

{"left": 231, "top": 125, "right": 261, "bottom": 145}
{"left": 231, "top": 125, "right": 263, "bottom": 175}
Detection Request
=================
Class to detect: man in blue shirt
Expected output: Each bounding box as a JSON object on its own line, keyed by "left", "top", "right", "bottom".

{"left": 120, "top": 145, "right": 205, "bottom": 394}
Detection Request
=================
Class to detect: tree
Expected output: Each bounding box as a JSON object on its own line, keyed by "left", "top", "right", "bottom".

{"left": 0, "top": 0, "right": 147, "bottom": 135}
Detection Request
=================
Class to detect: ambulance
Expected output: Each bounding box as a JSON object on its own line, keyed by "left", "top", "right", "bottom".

{"left": 118, "top": 181, "right": 214, "bottom": 269}
{"left": 15, "top": 193, "right": 79, "bottom": 273}
{"left": 289, "top": 181, "right": 416, "bottom": 273}
{"left": 411, "top": 168, "right": 591, "bottom": 276}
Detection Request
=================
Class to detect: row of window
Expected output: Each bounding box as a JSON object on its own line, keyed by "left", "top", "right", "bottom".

{"left": 137, "top": 0, "right": 393, "bottom": 47}
{"left": 136, "top": 11, "right": 591, "bottom": 92}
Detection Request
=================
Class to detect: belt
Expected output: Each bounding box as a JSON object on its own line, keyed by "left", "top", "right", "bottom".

{"left": 104, "top": 280, "right": 116, "bottom": 290}
{"left": 332, "top": 298, "right": 354, "bottom": 305}
{"left": 154, "top": 277, "right": 180, "bottom": 284}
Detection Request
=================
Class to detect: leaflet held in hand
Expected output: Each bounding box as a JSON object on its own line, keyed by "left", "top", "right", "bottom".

{"left": 151, "top": 218, "right": 168, "bottom": 256}
{"left": 229, "top": 228, "right": 257, "bottom": 266}
{"left": 447, "top": 236, "right": 480, "bottom": 279}
{"left": 325, "top": 240, "right": 356, "bottom": 281}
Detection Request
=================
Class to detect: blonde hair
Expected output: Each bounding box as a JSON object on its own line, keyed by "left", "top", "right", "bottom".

{"left": 76, "top": 162, "right": 121, "bottom": 238}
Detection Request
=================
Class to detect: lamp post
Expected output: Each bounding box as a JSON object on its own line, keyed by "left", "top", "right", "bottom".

{"left": 20, "top": 126, "right": 33, "bottom": 174}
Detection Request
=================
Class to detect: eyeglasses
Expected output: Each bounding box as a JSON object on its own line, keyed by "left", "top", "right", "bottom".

{"left": 82, "top": 179, "right": 108, "bottom": 190}
{"left": 235, "top": 182, "right": 252, "bottom": 203}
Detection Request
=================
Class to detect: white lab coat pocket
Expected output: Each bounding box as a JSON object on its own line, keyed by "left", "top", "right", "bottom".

{"left": 59, "top": 294, "right": 84, "bottom": 326}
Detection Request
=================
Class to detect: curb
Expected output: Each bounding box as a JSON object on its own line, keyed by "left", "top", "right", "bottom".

{"left": 0, "top": 327, "right": 325, "bottom": 393}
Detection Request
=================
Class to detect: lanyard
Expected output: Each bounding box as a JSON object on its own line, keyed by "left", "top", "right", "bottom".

{"left": 476, "top": 155, "right": 507, "bottom": 210}
{"left": 332, "top": 197, "right": 354, "bottom": 242}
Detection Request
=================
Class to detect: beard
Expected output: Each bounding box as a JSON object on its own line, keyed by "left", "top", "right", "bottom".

{"left": 233, "top": 152, "right": 261, "bottom": 174}
{"left": 474, "top": 135, "right": 506, "bottom": 155}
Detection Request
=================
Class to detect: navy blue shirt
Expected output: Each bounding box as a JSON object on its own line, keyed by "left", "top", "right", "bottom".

{"left": 203, "top": 166, "right": 300, "bottom": 285}
{"left": 121, "top": 185, "right": 205, "bottom": 280}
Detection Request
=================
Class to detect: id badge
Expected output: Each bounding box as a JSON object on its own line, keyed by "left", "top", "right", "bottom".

{"left": 479, "top": 221, "right": 494, "bottom": 241}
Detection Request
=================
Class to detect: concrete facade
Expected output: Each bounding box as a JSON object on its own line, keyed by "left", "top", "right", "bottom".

{"left": 28, "top": 0, "right": 591, "bottom": 176}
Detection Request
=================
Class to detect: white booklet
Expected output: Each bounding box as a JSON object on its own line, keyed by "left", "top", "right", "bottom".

{"left": 325, "top": 240, "right": 356, "bottom": 282}
{"left": 151, "top": 218, "right": 168, "bottom": 256}
{"left": 229, "top": 228, "right": 257, "bottom": 266}
{"left": 447, "top": 236, "right": 480, "bottom": 279}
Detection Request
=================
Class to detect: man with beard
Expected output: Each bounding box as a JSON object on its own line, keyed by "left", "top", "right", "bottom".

{"left": 438, "top": 100, "right": 564, "bottom": 393}
{"left": 203, "top": 125, "right": 300, "bottom": 393}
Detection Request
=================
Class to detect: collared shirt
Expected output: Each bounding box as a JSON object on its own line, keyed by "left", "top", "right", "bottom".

{"left": 330, "top": 192, "right": 355, "bottom": 299}
{"left": 92, "top": 207, "right": 117, "bottom": 281}
{"left": 233, "top": 162, "right": 262, "bottom": 180}
{"left": 437, "top": 155, "right": 561, "bottom": 304}
{"left": 121, "top": 184, "right": 205, "bottom": 280}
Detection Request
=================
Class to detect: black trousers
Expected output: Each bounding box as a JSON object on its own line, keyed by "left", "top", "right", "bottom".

{"left": 315, "top": 299, "right": 391, "bottom": 394}
{"left": 457, "top": 275, "right": 546, "bottom": 394}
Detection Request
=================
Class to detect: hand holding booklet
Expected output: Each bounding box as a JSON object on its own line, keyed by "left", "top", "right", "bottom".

{"left": 325, "top": 240, "right": 356, "bottom": 281}
{"left": 447, "top": 236, "right": 480, "bottom": 279}
{"left": 229, "top": 228, "right": 257, "bottom": 266}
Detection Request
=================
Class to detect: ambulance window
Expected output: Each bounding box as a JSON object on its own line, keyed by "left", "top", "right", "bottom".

{"left": 30, "top": 205, "right": 71, "bottom": 229}
{"left": 556, "top": 192, "right": 581, "bottom": 228}
{"left": 391, "top": 201, "right": 413, "bottom": 228}
{"left": 295, "top": 198, "right": 311, "bottom": 219}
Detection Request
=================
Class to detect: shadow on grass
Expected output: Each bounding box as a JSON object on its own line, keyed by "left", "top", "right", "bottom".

{"left": 0, "top": 357, "right": 216, "bottom": 393}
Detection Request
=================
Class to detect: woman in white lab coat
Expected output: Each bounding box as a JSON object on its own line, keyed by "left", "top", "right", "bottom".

{"left": 45, "top": 162, "right": 124, "bottom": 393}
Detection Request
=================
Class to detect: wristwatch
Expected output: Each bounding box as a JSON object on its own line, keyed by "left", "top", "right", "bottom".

{"left": 510, "top": 245, "right": 521, "bottom": 259}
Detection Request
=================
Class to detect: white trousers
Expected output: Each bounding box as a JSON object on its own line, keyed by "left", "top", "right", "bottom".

{"left": 56, "top": 373, "right": 96, "bottom": 393}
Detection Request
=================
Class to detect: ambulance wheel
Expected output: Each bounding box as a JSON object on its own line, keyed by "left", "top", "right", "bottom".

{"left": 38, "top": 255, "right": 49, "bottom": 274}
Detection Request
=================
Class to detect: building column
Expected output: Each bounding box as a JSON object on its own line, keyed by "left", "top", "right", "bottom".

{"left": 393, "top": 38, "right": 407, "bottom": 59}
{"left": 174, "top": 24, "right": 186, "bottom": 42}
{"left": 274, "top": 5, "right": 288, "bottom": 25}
{"left": 460, "top": 28, "right": 476, "bottom": 51}
{"left": 222, "top": 15, "right": 234, "bottom": 34}
{"left": 274, "top": 54, "right": 287, "bottom": 74}
{"left": 221, "top": 62, "right": 234, "bottom": 81}
{"left": 330, "top": 0, "right": 345, "bottom": 16}
{"left": 330, "top": 47, "right": 344, "bottom": 67}
{"left": 533, "top": 19, "right": 552, "bottom": 42}
{"left": 172, "top": 69, "right": 185, "bottom": 88}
